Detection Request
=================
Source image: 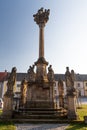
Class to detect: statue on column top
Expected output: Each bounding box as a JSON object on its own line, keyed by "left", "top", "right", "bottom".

{"left": 33, "top": 7, "right": 50, "bottom": 26}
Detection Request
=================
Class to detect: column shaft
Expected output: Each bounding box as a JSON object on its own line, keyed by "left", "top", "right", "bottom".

{"left": 39, "top": 26, "right": 44, "bottom": 58}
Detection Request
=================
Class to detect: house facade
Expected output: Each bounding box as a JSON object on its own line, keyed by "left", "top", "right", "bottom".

{"left": 0, "top": 72, "right": 87, "bottom": 99}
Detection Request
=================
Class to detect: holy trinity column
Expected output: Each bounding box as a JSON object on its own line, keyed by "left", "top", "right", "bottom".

{"left": 27, "top": 8, "right": 55, "bottom": 109}
{"left": 33, "top": 8, "right": 50, "bottom": 82}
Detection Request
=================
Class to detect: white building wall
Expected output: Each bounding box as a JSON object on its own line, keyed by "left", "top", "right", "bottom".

{"left": 75, "top": 81, "right": 84, "bottom": 96}
{"left": 15, "top": 81, "right": 21, "bottom": 93}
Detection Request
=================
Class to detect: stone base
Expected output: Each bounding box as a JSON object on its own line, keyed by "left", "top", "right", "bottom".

{"left": 25, "top": 101, "right": 55, "bottom": 108}
{"left": 84, "top": 116, "right": 87, "bottom": 124}
{"left": 2, "top": 110, "right": 13, "bottom": 118}
{"left": 3, "top": 96, "right": 13, "bottom": 118}
{"left": 67, "top": 95, "right": 78, "bottom": 120}
{"left": 67, "top": 110, "right": 78, "bottom": 120}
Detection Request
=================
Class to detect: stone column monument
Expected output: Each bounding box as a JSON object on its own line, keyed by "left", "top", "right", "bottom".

{"left": 26, "top": 8, "right": 55, "bottom": 109}
{"left": 3, "top": 67, "right": 17, "bottom": 118}
{"left": 33, "top": 7, "right": 50, "bottom": 82}
{"left": 65, "top": 67, "right": 78, "bottom": 119}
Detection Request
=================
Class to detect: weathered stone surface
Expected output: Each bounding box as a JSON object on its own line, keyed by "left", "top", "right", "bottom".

{"left": 58, "top": 78, "right": 64, "bottom": 107}
{"left": 26, "top": 82, "right": 55, "bottom": 108}
{"left": 20, "top": 78, "right": 28, "bottom": 107}
{"left": 84, "top": 116, "right": 87, "bottom": 124}
{"left": 67, "top": 95, "right": 78, "bottom": 119}
{"left": 3, "top": 67, "right": 17, "bottom": 118}
{"left": 65, "top": 67, "right": 78, "bottom": 120}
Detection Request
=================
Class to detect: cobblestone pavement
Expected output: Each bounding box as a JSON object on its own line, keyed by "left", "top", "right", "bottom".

{"left": 16, "top": 123, "right": 69, "bottom": 130}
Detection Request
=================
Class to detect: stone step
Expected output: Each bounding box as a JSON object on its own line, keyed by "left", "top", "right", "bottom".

{"left": 15, "top": 111, "right": 64, "bottom": 114}
{"left": 14, "top": 109, "right": 67, "bottom": 116}
{"left": 18, "top": 108, "right": 62, "bottom": 111}
{"left": 14, "top": 114, "right": 67, "bottom": 119}
{"left": 13, "top": 108, "right": 67, "bottom": 120}
{"left": 0, "top": 118, "right": 68, "bottom": 123}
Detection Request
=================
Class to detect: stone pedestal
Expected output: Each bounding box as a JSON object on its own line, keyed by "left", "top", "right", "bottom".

{"left": 67, "top": 95, "right": 78, "bottom": 119}
{"left": 59, "top": 95, "right": 64, "bottom": 108}
{"left": 3, "top": 95, "right": 13, "bottom": 118}
{"left": 26, "top": 81, "right": 55, "bottom": 109}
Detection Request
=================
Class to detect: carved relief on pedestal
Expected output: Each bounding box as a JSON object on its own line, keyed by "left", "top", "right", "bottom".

{"left": 36, "top": 64, "right": 48, "bottom": 82}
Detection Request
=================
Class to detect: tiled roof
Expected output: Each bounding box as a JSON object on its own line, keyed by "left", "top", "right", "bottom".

{"left": 75, "top": 74, "right": 87, "bottom": 81}
{"left": 1, "top": 72, "right": 87, "bottom": 82}
{"left": 16, "top": 73, "right": 28, "bottom": 81}
{"left": 12, "top": 73, "right": 87, "bottom": 82}
{"left": 54, "top": 74, "right": 65, "bottom": 81}
{"left": 0, "top": 72, "right": 7, "bottom": 82}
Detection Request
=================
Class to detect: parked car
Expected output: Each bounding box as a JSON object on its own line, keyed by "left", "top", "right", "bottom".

{"left": 0, "top": 98, "right": 3, "bottom": 109}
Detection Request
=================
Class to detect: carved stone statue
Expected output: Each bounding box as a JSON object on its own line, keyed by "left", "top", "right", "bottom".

{"left": 65, "top": 67, "right": 78, "bottom": 119}
{"left": 58, "top": 78, "right": 64, "bottom": 107}
{"left": 20, "top": 78, "right": 27, "bottom": 107}
{"left": 6, "top": 67, "right": 17, "bottom": 95}
{"left": 47, "top": 65, "right": 54, "bottom": 81}
{"left": 3, "top": 67, "right": 17, "bottom": 117}
{"left": 58, "top": 78, "right": 64, "bottom": 96}
{"left": 65, "top": 67, "right": 76, "bottom": 95}
{"left": 27, "top": 65, "right": 36, "bottom": 82}
{"left": 65, "top": 67, "right": 74, "bottom": 87}
{"left": 33, "top": 7, "right": 50, "bottom": 26}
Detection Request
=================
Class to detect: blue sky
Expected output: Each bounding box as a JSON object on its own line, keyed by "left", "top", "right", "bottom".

{"left": 0, "top": 0, "right": 87, "bottom": 74}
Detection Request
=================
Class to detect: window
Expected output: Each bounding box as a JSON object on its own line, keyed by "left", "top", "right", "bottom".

{"left": 54, "top": 90, "right": 57, "bottom": 94}
{"left": 85, "top": 83, "right": 87, "bottom": 86}
{"left": 77, "top": 83, "right": 80, "bottom": 87}
{"left": 17, "top": 84, "right": 21, "bottom": 87}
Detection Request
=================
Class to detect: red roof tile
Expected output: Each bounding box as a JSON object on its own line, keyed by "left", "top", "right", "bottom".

{"left": 0, "top": 72, "right": 7, "bottom": 82}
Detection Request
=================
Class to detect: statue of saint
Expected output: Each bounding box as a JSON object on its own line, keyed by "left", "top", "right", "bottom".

{"left": 21, "top": 78, "right": 27, "bottom": 107}
{"left": 47, "top": 65, "right": 54, "bottom": 81}
{"left": 58, "top": 78, "right": 64, "bottom": 96}
{"left": 65, "top": 67, "right": 74, "bottom": 88}
{"left": 7, "top": 67, "right": 17, "bottom": 93}
{"left": 65, "top": 67, "right": 76, "bottom": 95}
{"left": 58, "top": 78, "right": 64, "bottom": 107}
{"left": 27, "top": 65, "right": 36, "bottom": 82}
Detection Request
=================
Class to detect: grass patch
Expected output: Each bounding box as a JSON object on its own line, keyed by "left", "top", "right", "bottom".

{"left": 0, "top": 122, "right": 16, "bottom": 130}
{"left": 0, "top": 109, "right": 2, "bottom": 115}
{"left": 66, "top": 122, "right": 87, "bottom": 130}
{"left": 77, "top": 105, "right": 87, "bottom": 121}
{"left": 66, "top": 104, "right": 87, "bottom": 130}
